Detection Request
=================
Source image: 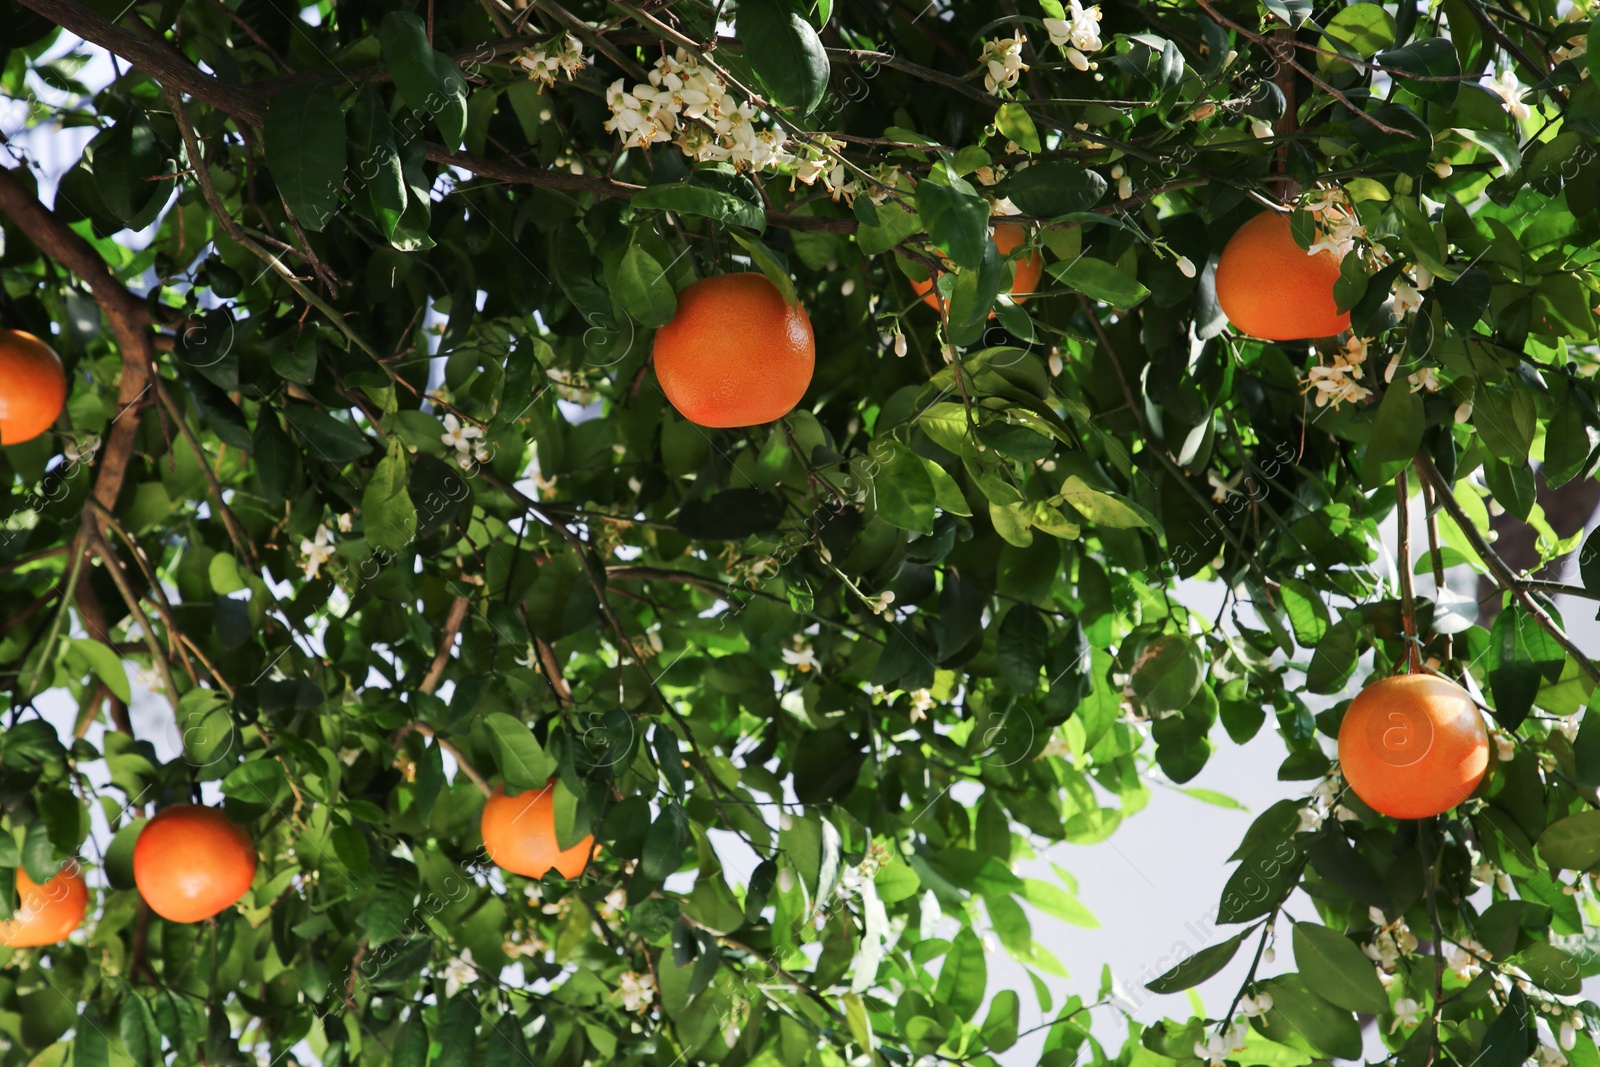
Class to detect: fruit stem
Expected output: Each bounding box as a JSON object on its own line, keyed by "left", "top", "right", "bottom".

{"left": 1396, "top": 469, "right": 1423, "bottom": 673}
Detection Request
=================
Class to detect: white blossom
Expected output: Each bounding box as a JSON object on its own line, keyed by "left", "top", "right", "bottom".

{"left": 782, "top": 640, "right": 820, "bottom": 673}
{"left": 1176, "top": 255, "right": 1197, "bottom": 278}
{"left": 299, "top": 524, "right": 335, "bottom": 580}
{"left": 1391, "top": 997, "right": 1425, "bottom": 1032}
{"left": 1239, "top": 992, "right": 1274, "bottom": 1018}
{"left": 1409, "top": 367, "right": 1441, "bottom": 393}
{"left": 1046, "top": 0, "right": 1104, "bottom": 71}
{"left": 908, "top": 688, "right": 935, "bottom": 723}
{"left": 441, "top": 950, "right": 477, "bottom": 996}
{"left": 618, "top": 970, "right": 656, "bottom": 1012}
{"left": 980, "top": 33, "right": 1029, "bottom": 95}
{"left": 1442, "top": 938, "right": 1489, "bottom": 980}
{"left": 514, "top": 34, "right": 587, "bottom": 87}
{"left": 1487, "top": 68, "right": 1532, "bottom": 120}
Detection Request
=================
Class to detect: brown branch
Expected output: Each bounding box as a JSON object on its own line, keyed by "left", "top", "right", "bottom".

{"left": 1414, "top": 451, "right": 1600, "bottom": 684}
{"left": 391, "top": 721, "right": 492, "bottom": 796}
{"left": 88, "top": 529, "right": 182, "bottom": 708}
{"left": 1396, "top": 469, "right": 1421, "bottom": 671}
{"left": 419, "top": 595, "right": 471, "bottom": 695}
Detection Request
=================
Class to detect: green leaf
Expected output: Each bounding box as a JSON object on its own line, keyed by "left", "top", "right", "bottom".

{"left": 285, "top": 404, "right": 374, "bottom": 464}
{"left": 1352, "top": 103, "right": 1433, "bottom": 177}
{"left": 728, "top": 230, "right": 799, "bottom": 306}
{"left": 117, "top": 992, "right": 161, "bottom": 1067}
{"left": 640, "top": 802, "right": 688, "bottom": 881}
{"left": 348, "top": 85, "right": 410, "bottom": 249}
{"left": 67, "top": 637, "right": 130, "bottom": 703}
{"left": 916, "top": 166, "right": 990, "bottom": 270}
{"left": 617, "top": 242, "right": 678, "bottom": 328}
{"left": 1292, "top": 923, "right": 1390, "bottom": 1013}
{"left": 1019, "top": 878, "right": 1098, "bottom": 926}
{"left": 873, "top": 442, "right": 937, "bottom": 534}
{"left": 1362, "top": 379, "right": 1423, "bottom": 487}
{"left": 1479, "top": 986, "right": 1535, "bottom": 1067}
{"left": 1317, "top": 4, "right": 1396, "bottom": 71}
{"left": 632, "top": 179, "right": 767, "bottom": 233}
{"left": 1254, "top": 973, "right": 1362, "bottom": 1060}
{"left": 363, "top": 439, "right": 417, "bottom": 554}
{"left": 998, "top": 604, "right": 1048, "bottom": 691}
{"left": 1146, "top": 925, "right": 1254, "bottom": 993}
{"left": 1474, "top": 384, "right": 1536, "bottom": 463}
{"left": 394, "top": 1012, "right": 429, "bottom": 1067}
{"left": 1376, "top": 37, "right": 1460, "bottom": 106}
{"left": 379, "top": 11, "right": 468, "bottom": 148}
{"left": 1538, "top": 811, "right": 1600, "bottom": 871}
{"left": 75, "top": 1007, "right": 112, "bottom": 1067}
{"left": 981, "top": 989, "right": 1021, "bottom": 1052}
{"left": 1129, "top": 634, "right": 1204, "bottom": 713}
{"left": 21, "top": 819, "right": 58, "bottom": 884}
{"left": 1218, "top": 834, "right": 1308, "bottom": 923}
{"left": 737, "top": 0, "right": 830, "bottom": 114}
{"left": 221, "top": 758, "right": 287, "bottom": 802}
{"left": 1050, "top": 257, "right": 1150, "bottom": 308}
{"left": 995, "top": 102, "right": 1041, "bottom": 153}
{"left": 1306, "top": 616, "right": 1361, "bottom": 694}
{"left": 1006, "top": 163, "right": 1107, "bottom": 217}
{"left": 264, "top": 81, "right": 346, "bottom": 232}
{"left": 1278, "top": 579, "right": 1329, "bottom": 647}
{"left": 933, "top": 928, "right": 987, "bottom": 1020}
{"left": 1543, "top": 402, "right": 1597, "bottom": 488}
{"left": 432, "top": 997, "right": 480, "bottom": 1067}
{"left": 1058, "top": 475, "right": 1151, "bottom": 528}
{"left": 482, "top": 713, "right": 551, "bottom": 790}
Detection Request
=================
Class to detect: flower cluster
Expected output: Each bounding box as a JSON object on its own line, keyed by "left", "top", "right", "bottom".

{"left": 605, "top": 48, "right": 793, "bottom": 172}
{"left": 1443, "top": 936, "right": 1490, "bottom": 980}
{"left": 789, "top": 134, "right": 860, "bottom": 203}
{"left": 782, "top": 636, "right": 820, "bottom": 672}
{"left": 1364, "top": 906, "right": 1419, "bottom": 972}
{"left": 514, "top": 33, "right": 587, "bottom": 88}
{"left": 617, "top": 970, "right": 656, "bottom": 1013}
{"left": 1045, "top": 0, "right": 1105, "bottom": 73}
{"left": 1303, "top": 336, "right": 1374, "bottom": 410}
{"left": 1194, "top": 993, "right": 1273, "bottom": 1067}
{"left": 1295, "top": 773, "right": 1357, "bottom": 831}
{"left": 980, "top": 32, "right": 1029, "bottom": 95}
{"left": 441, "top": 413, "right": 489, "bottom": 470}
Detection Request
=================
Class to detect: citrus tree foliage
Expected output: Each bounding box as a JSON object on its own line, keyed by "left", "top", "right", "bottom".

{"left": 2, "top": 0, "right": 1600, "bottom": 1065}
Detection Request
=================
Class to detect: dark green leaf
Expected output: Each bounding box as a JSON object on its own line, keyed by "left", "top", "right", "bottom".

{"left": 363, "top": 439, "right": 417, "bottom": 554}
{"left": 482, "top": 713, "right": 551, "bottom": 790}
{"left": 998, "top": 604, "right": 1048, "bottom": 691}
{"left": 1006, "top": 163, "right": 1107, "bottom": 217}
{"left": 1145, "top": 925, "right": 1254, "bottom": 993}
{"left": 737, "top": 0, "right": 830, "bottom": 114}
{"left": 916, "top": 166, "right": 990, "bottom": 270}
{"left": 379, "top": 11, "right": 468, "bottom": 148}
{"left": 264, "top": 82, "right": 346, "bottom": 231}
{"left": 1050, "top": 257, "right": 1150, "bottom": 308}
{"left": 1292, "top": 922, "right": 1390, "bottom": 1013}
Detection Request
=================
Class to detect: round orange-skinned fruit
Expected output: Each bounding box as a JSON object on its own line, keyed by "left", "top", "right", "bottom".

{"left": 0, "top": 329, "right": 67, "bottom": 446}
{"left": 0, "top": 863, "right": 89, "bottom": 948}
{"left": 1214, "top": 212, "right": 1350, "bottom": 341}
{"left": 911, "top": 222, "right": 1044, "bottom": 311}
{"left": 481, "top": 780, "right": 594, "bottom": 880}
{"left": 652, "top": 273, "right": 814, "bottom": 429}
{"left": 133, "top": 804, "right": 258, "bottom": 923}
{"left": 1337, "top": 674, "right": 1490, "bottom": 820}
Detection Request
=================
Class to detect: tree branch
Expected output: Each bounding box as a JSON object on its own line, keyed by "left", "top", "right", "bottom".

{"left": 1414, "top": 451, "right": 1600, "bottom": 684}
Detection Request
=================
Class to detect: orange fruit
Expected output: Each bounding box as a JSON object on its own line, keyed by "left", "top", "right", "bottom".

{"left": 0, "top": 329, "right": 67, "bottom": 446}
{"left": 652, "top": 273, "right": 814, "bottom": 428}
{"left": 481, "top": 780, "right": 593, "bottom": 880}
{"left": 0, "top": 863, "right": 89, "bottom": 947}
{"left": 1337, "top": 674, "right": 1490, "bottom": 819}
{"left": 911, "top": 223, "right": 1044, "bottom": 311}
{"left": 1214, "top": 212, "right": 1350, "bottom": 341}
{"left": 133, "top": 804, "right": 257, "bottom": 922}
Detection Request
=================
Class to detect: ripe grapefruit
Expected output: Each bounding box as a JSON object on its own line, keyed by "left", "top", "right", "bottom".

{"left": 1337, "top": 674, "right": 1490, "bottom": 819}
{"left": 0, "top": 863, "right": 88, "bottom": 948}
{"left": 652, "top": 273, "right": 814, "bottom": 428}
{"left": 133, "top": 804, "right": 258, "bottom": 922}
{"left": 481, "top": 781, "right": 593, "bottom": 880}
{"left": 0, "top": 329, "right": 67, "bottom": 446}
{"left": 1214, "top": 213, "right": 1350, "bottom": 341}
{"left": 911, "top": 222, "right": 1044, "bottom": 311}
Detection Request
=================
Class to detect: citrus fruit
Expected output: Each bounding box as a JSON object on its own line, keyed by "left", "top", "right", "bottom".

{"left": 1337, "top": 674, "right": 1490, "bottom": 819}
{"left": 481, "top": 780, "right": 593, "bottom": 880}
{"left": 0, "top": 329, "right": 67, "bottom": 446}
{"left": 133, "top": 804, "right": 258, "bottom": 922}
{"left": 911, "top": 222, "right": 1044, "bottom": 311}
{"left": 1214, "top": 212, "right": 1350, "bottom": 341}
{"left": 0, "top": 863, "right": 89, "bottom": 948}
{"left": 652, "top": 273, "right": 814, "bottom": 428}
